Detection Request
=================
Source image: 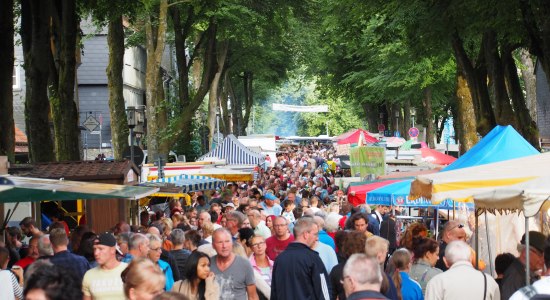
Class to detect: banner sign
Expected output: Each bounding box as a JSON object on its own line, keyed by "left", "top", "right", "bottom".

{"left": 272, "top": 103, "right": 329, "bottom": 112}
{"left": 349, "top": 146, "right": 386, "bottom": 178}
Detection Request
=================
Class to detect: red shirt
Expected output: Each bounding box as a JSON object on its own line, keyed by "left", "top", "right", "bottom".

{"left": 265, "top": 234, "right": 295, "bottom": 261}
{"left": 14, "top": 256, "right": 35, "bottom": 269}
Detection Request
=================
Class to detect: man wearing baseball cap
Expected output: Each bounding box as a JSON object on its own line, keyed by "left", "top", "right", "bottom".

{"left": 83, "top": 232, "right": 128, "bottom": 300}
{"left": 500, "top": 231, "right": 547, "bottom": 300}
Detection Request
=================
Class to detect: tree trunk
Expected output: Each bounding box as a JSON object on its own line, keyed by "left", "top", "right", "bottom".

{"left": 144, "top": 0, "right": 168, "bottom": 161}
{"left": 157, "top": 71, "right": 170, "bottom": 156}
{"left": 483, "top": 31, "right": 516, "bottom": 126}
{"left": 456, "top": 69, "right": 479, "bottom": 153}
{"left": 423, "top": 88, "right": 435, "bottom": 148}
{"left": 502, "top": 45, "right": 540, "bottom": 150}
{"left": 22, "top": 0, "right": 55, "bottom": 163}
{"left": 48, "top": 0, "right": 80, "bottom": 161}
{"left": 363, "top": 102, "right": 378, "bottom": 133}
{"left": 0, "top": 0, "right": 15, "bottom": 162}
{"left": 519, "top": 0, "right": 550, "bottom": 88}
{"left": 227, "top": 74, "right": 241, "bottom": 135}
{"left": 170, "top": 14, "right": 218, "bottom": 156}
{"left": 451, "top": 32, "right": 496, "bottom": 136}
{"left": 403, "top": 99, "right": 411, "bottom": 131}
{"left": 519, "top": 48, "right": 537, "bottom": 120}
{"left": 107, "top": 16, "right": 129, "bottom": 160}
{"left": 208, "top": 40, "right": 229, "bottom": 148}
{"left": 242, "top": 71, "right": 254, "bottom": 134}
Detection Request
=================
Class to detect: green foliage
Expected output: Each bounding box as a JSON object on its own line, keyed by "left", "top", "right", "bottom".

{"left": 252, "top": 75, "right": 364, "bottom": 137}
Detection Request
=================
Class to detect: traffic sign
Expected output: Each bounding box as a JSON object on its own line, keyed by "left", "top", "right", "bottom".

{"left": 123, "top": 146, "right": 144, "bottom": 167}
{"left": 377, "top": 124, "right": 385, "bottom": 131}
{"left": 82, "top": 115, "right": 99, "bottom": 132}
{"left": 408, "top": 127, "right": 419, "bottom": 138}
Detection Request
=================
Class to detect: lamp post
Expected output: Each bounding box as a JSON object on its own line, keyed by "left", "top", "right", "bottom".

{"left": 126, "top": 106, "right": 136, "bottom": 166}
{"left": 411, "top": 108, "right": 416, "bottom": 128}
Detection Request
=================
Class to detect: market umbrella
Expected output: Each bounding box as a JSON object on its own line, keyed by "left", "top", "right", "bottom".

{"left": 337, "top": 129, "right": 378, "bottom": 145}
{"left": 419, "top": 148, "right": 457, "bottom": 165}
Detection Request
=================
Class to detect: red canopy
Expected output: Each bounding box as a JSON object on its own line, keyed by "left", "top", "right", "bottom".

{"left": 347, "top": 179, "right": 402, "bottom": 206}
{"left": 337, "top": 129, "right": 378, "bottom": 145}
{"left": 420, "top": 148, "right": 457, "bottom": 165}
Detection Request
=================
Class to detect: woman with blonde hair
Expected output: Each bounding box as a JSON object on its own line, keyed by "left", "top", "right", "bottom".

{"left": 390, "top": 248, "right": 423, "bottom": 300}
{"left": 122, "top": 257, "right": 166, "bottom": 300}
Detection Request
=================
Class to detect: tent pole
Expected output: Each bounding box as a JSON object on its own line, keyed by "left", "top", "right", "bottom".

{"left": 475, "top": 211, "right": 479, "bottom": 269}
{"left": 484, "top": 212, "right": 493, "bottom": 275}
{"left": 434, "top": 208, "right": 439, "bottom": 239}
{"left": 525, "top": 216, "right": 530, "bottom": 286}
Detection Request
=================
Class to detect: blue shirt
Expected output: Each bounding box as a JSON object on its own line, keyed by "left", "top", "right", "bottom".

{"left": 318, "top": 230, "right": 336, "bottom": 249}
{"left": 49, "top": 250, "right": 91, "bottom": 281}
{"left": 158, "top": 259, "right": 174, "bottom": 291}
{"left": 400, "top": 271, "right": 423, "bottom": 300}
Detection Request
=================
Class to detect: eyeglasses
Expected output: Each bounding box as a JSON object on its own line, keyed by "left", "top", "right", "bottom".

{"left": 150, "top": 247, "right": 162, "bottom": 252}
{"left": 250, "top": 241, "right": 266, "bottom": 248}
{"left": 273, "top": 224, "right": 287, "bottom": 227}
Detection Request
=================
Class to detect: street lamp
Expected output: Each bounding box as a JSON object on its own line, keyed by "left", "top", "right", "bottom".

{"left": 126, "top": 106, "right": 136, "bottom": 166}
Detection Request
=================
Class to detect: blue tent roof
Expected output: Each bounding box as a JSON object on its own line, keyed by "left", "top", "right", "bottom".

{"left": 443, "top": 125, "right": 539, "bottom": 172}
{"left": 367, "top": 180, "right": 473, "bottom": 209}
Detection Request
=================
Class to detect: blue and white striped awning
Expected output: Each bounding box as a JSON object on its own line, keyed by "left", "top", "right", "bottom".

{"left": 198, "top": 134, "right": 265, "bottom": 165}
{"left": 143, "top": 174, "right": 226, "bottom": 193}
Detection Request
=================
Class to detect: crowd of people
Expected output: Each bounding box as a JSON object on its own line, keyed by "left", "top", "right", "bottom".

{"left": 1, "top": 143, "right": 549, "bottom": 300}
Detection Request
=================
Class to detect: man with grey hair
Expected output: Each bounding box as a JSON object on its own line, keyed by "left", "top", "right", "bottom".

{"left": 210, "top": 228, "right": 258, "bottom": 300}
{"left": 342, "top": 254, "right": 387, "bottom": 299}
{"left": 37, "top": 234, "right": 53, "bottom": 257}
{"left": 425, "top": 241, "right": 500, "bottom": 300}
{"left": 121, "top": 233, "right": 149, "bottom": 262}
{"left": 247, "top": 209, "right": 271, "bottom": 239}
{"left": 225, "top": 210, "right": 246, "bottom": 240}
{"left": 271, "top": 216, "right": 331, "bottom": 300}
{"left": 170, "top": 228, "right": 190, "bottom": 279}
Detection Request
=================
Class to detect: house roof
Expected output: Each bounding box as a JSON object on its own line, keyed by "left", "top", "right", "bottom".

{"left": 15, "top": 160, "right": 138, "bottom": 181}
{"left": 15, "top": 127, "right": 27, "bottom": 144}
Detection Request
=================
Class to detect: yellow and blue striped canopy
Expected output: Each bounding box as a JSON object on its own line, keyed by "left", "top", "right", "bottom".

{"left": 143, "top": 174, "right": 226, "bottom": 193}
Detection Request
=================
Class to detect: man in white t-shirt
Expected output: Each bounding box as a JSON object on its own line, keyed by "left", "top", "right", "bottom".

{"left": 83, "top": 232, "right": 128, "bottom": 300}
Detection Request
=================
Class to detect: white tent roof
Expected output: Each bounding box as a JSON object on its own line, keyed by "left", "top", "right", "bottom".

{"left": 410, "top": 152, "right": 550, "bottom": 204}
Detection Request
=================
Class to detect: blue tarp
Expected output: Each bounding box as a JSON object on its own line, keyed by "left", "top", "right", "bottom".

{"left": 367, "top": 180, "right": 474, "bottom": 209}
{"left": 443, "top": 125, "right": 539, "bottom": 172}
